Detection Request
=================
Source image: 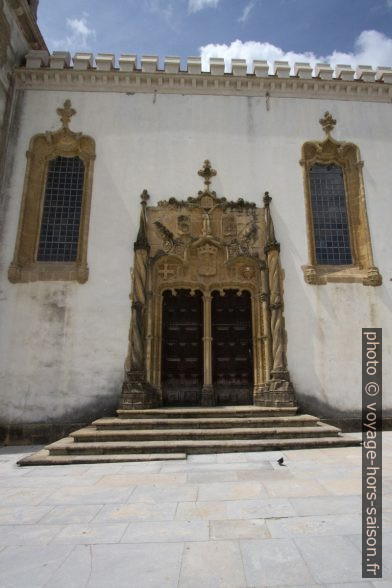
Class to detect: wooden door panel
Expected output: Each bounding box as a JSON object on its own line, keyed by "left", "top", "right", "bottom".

{"left": 212, "top": 290, "right": 253, "bottom": 405}
{"left": 161, "top": 289, "right": 203, "bottom": 405}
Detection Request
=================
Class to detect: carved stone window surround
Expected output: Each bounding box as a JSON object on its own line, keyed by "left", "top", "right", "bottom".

{"left": 300, "top": 112, "right": 382, "bottom": 286}
{"left": 8, "top": 100, "right": 96, "bottom": 284}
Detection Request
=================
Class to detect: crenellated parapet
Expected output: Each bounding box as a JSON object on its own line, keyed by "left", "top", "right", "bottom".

{"left": 23, "top": 50, "right": 392, "bottom": 81}
{"left": 17, "top": 50, "right": 392, "bottom": 102}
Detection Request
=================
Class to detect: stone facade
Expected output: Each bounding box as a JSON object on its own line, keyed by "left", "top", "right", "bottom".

{"left": 0, "top": 47, "right": 391, "bottom": 442}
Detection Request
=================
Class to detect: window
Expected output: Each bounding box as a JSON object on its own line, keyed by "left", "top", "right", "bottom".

{"left": 37, "top": 156, "right": 85, "bottom": 262}
{"left": 300, "top": 112, "right": 381, "bottom": 286}
{"left": 8, "top": 100, "right": 95, "bottom": 283}
{"left": 309, "top": 163, "right": 352, "bottom": 265}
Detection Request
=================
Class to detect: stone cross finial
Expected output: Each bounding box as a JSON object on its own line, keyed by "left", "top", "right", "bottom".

{"left": 198, "top": 160, "right": 217, "bottom": 190}
{"left": 319, "top": 111, "right": 336, "bottom": 136}
{"left": 56, "top": 99, "right": 76, "bottom": 129}
{"left": 263, "top": 191, "right": 272, "bottom": 208}
{"left": 140, "top": 189, "right": 150, "bottom": 204}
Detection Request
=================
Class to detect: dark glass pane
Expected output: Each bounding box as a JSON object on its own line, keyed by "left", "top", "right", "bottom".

{"left": 309, "top": 163, "right": 352, "bottom": 265}
{"left": 37, "top": 156, "right": 85, "bottom": 262}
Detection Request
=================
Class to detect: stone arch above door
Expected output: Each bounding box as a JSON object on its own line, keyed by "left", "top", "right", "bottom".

{"left": 121, "top": 161, "right": 296, "bottom": 409}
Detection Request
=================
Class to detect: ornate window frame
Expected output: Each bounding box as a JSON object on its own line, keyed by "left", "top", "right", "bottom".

{"left": 8, "top": 100, "right": 96, "bottom": 284}
{"left": 300, "top": 112, "right": 382, "bottom": 286}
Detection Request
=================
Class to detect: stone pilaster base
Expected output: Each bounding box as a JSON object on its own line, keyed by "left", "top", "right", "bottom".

{"left": 119, "top": 370, "right": 160, "bottom": 409}
{"left": 254, "top": 371, "right": 297, "bottom": 407}
{"left": 201, "top": 386, "right": 215, "bottom": 406}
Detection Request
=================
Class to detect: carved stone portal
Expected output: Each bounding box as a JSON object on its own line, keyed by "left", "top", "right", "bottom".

{"left": 120, "top": 161, "right": 296, "bottom": 409}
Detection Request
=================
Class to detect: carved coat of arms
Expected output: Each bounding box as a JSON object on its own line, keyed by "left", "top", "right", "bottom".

{"left": 197, "top": 243, "right": 218, "bottom": 276}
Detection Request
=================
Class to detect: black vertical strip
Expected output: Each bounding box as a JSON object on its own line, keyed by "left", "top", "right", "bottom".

{"left": 362, "top": 328, "right": 382, "bottom": 578}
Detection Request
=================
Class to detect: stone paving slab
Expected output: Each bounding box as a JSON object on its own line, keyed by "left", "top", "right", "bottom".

{"left": 121, "top": 520, "right": 209, "bottom": 543}
{"left": 39, "top": 505, "right": 104, "bottom": 525}
{"left": 240, "top": 537, "right": 316, "bottom": 586}
{"left": 294, "top": 535, "right": 364, "bottom": 584}
{"left": 179, "top": 540, "right": 246, "bottom": 587}
{"left": 0, "top": 435, "right": 391, "bottom": 587}
{"left": 0, "top": 505, "right": 53, "bottom": 524}
{"left": 288, "top": 494, "right": 362, "bottom": 516}
{"left": 93, "top": 502, "right": 177, "bottom": 523}
{"left": 197, "top": 481, "right": 268, "bottom": 501}
{"left": 129, "top": 482, "right": 198, "bottom": 503}
{"left": 210, "top": 518, "right": 271, "bottom": 540}
{"left": 52, "top": 523, "right": 128, "bottom": 545}
{"left": 266, "top": 512, "right": 361, "bottom": 538}
{"left": 0, "top": 524, "right": 64, "bottom": 546}
{"left": 0, "top": 545, "right": 74, "bottom": 587}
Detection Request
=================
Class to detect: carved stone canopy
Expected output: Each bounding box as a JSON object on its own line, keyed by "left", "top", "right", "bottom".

{"left": 149, "top": 162, "right": 266, "bottom": 293}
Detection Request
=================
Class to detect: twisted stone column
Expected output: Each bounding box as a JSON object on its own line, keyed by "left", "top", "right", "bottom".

{"left": 129, "top": 249, "right": 148, "bottom": 373}
{"left": 268, "top": 247, "right": 285, "bottom": 375}
{"left": 254, "top": 193, "right": 296, "bottom": 407}
{"left": 120, "top": 190, "right": 159, "bottom": 409}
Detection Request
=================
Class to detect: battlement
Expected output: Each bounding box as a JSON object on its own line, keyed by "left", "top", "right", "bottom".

{"left": 23, "top": 50, "right": 392, "bottom": 83}
{"left": 15, "top": 50, "right": 392, "bottom": 103}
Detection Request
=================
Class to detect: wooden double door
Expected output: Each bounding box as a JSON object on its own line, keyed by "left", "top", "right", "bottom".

{"left": 161, "top": 289, "right": 253, "bottom": 405}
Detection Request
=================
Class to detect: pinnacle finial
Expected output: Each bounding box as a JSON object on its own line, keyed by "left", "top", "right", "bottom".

{"left": 198, "top": 160, "right": 217, "bottom": 190}
{"left": 140, "top": 189, "right": 150, "bottom": 204}
{"left": 263, "top": 191, "right": 272, "bottom": 207}
{"left": 319, "top": 111, "right": 336, "bottom": 136}
{"left": 56, "top": 99, "right": 76, "bottom": 129}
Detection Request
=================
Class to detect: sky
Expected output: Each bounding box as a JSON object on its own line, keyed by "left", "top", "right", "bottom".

{"left": 37, "top": 0, "right": 392, "bottom": 72}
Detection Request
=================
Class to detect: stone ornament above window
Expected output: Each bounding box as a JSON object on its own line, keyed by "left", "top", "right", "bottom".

{"left": 300, "top": 112, "right": 382, "bottom": 286}
{"left": 8, "top": 100, "right": 96, "bottom": 284}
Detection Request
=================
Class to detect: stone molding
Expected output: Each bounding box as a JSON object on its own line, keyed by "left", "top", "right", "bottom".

{"left": 300, "top": 112, "right": 382, "bottom": 287}
{"left": 8, "top": 99, "right": 96, "bottom": 284}
{"left": 14, "top": 51, "right": 392, "bottom": 103}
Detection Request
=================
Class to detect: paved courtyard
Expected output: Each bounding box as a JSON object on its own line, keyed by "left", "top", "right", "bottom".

{"left": 0, "top": 432, "right": 390, "bottom": 587}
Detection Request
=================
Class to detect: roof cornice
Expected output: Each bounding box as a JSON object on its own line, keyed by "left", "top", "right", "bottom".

{"left": 14, "top": 52, "right": 392, "bottom": 104}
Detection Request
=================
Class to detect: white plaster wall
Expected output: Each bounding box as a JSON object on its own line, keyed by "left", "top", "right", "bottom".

{"left": 0, "top": 89, "right": 391, "bottom": 424}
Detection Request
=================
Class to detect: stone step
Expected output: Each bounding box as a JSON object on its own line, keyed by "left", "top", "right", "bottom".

{"left": 17, "top": 448, "right": 187, "bottom": 466}
{"left": 71, "top": 423, "right": 340, "bottom": 443}
{"left": 93, "top": 415, "right": 318, "bottom": 430}
{"left": 47, "top": 435, "right": 361, "bottom": 456}
{"left": 117, "top": 406, "right": 298, "bottom": 419}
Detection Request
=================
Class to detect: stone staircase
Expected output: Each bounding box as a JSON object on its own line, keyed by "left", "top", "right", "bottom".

{"left": 18, "top": 406, "right": 361, "bottom": 466}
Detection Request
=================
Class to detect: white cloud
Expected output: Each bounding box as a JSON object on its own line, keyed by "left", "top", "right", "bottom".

{"left": 144, "top": 0, "right": 174, "bottom": 22}
{"left": 51, "top": 14, "right": 96, "bottom": 51}
{"left": 386, "top": 0, "right": 392, "bottom": 8}
{"left": 199, "top": 30, "right": 392, "bottom": 72}
{"left": 52, "top": 15, "right": 96, "bottom": 51}
{"left": 188, "top": 0, "right": 220, "bottom": 14}
{"left": 239, "top": 1, "right": 255, "bottom": 23}
{"left": 66, "top": 17, "right": 95, "bottom": 48}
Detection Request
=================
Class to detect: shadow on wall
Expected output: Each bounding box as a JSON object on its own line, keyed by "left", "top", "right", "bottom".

{"left": 296, "top": 392, "right": 392, "bottom": 432}
{"left": 0, "top": 389, "right": 120, "bottom": 445}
